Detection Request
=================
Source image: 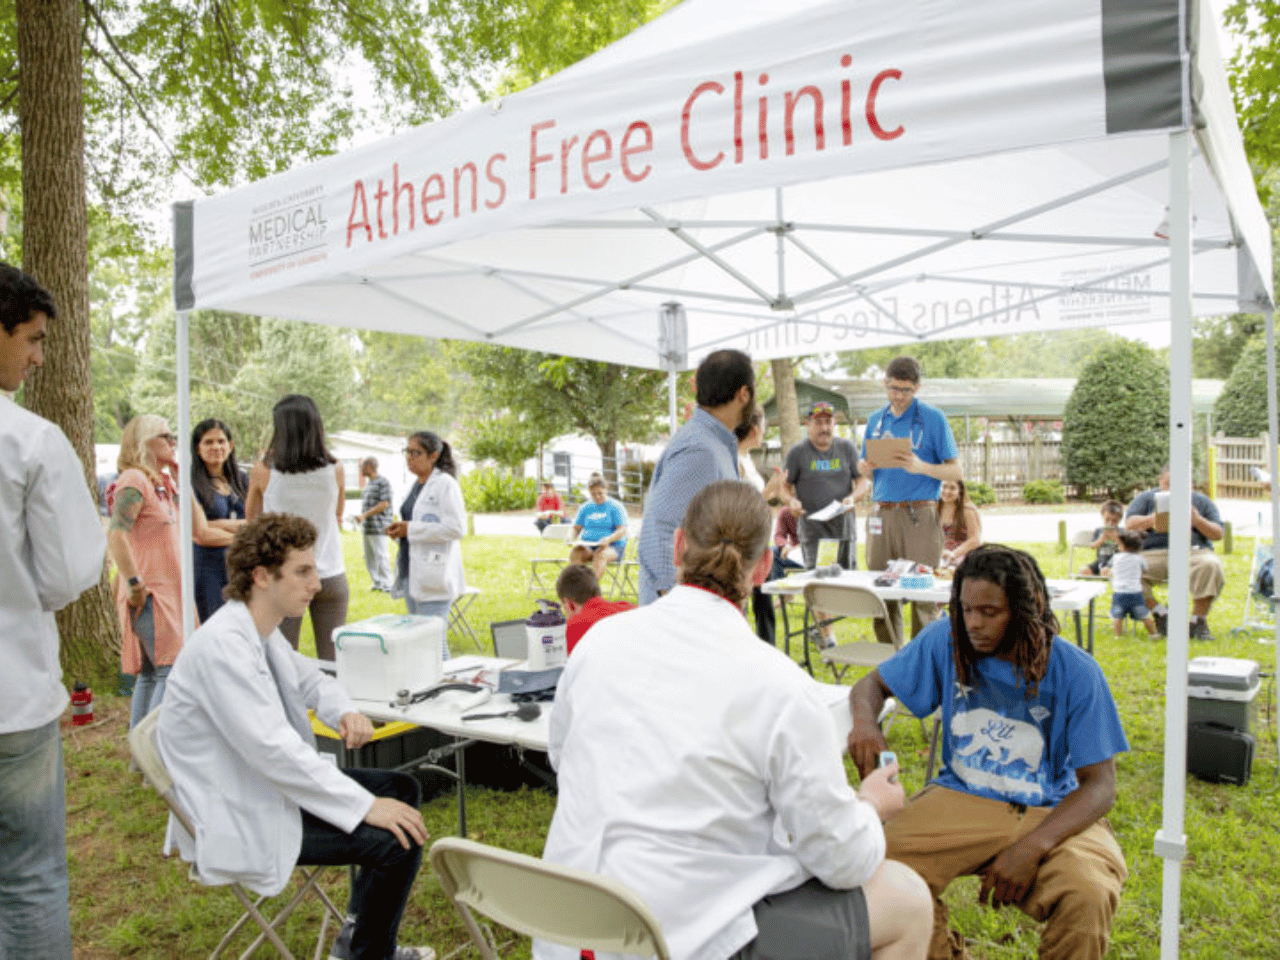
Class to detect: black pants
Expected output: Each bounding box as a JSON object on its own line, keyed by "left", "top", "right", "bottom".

{"left": 297, "top": 768, "right": 423, "bottom": 960}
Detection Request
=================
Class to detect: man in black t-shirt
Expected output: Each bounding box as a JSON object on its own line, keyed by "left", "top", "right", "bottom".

{"left": 782, "top": 402, "right": 869, "bottom": 570}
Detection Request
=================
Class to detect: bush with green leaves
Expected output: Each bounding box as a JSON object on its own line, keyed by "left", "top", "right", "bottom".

{"left": 966, "top": 481, "right": 997, "bottom": 506}
{"left": 1022, "top": 479, "right": 1066, "bottom": 504}
{"left": 1061, "top": 340, "right": 1169, "bottom": 501}
{"left": 459, "top": 468, "right": 537, "bottom": 513}
{"left": 1213, "top": 336, "right": 1269, "bottom": 437}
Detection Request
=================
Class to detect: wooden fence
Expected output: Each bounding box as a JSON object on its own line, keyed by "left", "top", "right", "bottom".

{"left": 956, "top": 437, "right": 1064, "bottom": 499}
{"left": 1210, "top": 435, "right": 1272, "bottom": 500}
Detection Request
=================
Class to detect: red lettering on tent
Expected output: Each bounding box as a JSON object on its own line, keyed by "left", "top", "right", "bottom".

{"left": 454, "top": 162, "right": 479, "bottom": 218}
{"left": 392, "top": 163, "right": 414, "bottom": 234}
{"left": 733, "top": 71, "right": 744, "bottom": 164}
{"left": 421, "top": 174, "right": 446, "bottom": 226}
{"left": 559, "top": 134, "right": 580, "bottom": 194}
{"left": 757, "top": 73, "right": 769, "bottom": 160}
{"left": 784, "top": 86, "right": 825, "bottom": 156}
{"left": 346, "top": 181, "right": 372, "bottom": 246}
{"left": 486, "top": 154, "right": 507, "bottom": 209}
{"left": 867, "top": 69, "right": 904, "bottom": 140}
{"left": 840, "top": 55, "right": 854, "bottom": 146}
{"left": 373, "top": 179, "right": 389, "bottom": 239}
{"left": 530, "top": 120, "right": 556, "bottom": 199}
{"left": 581, "top": 132, "right": 613, "bottom": 190}
{"left": 681, "top": 81, "right": 725, "bottom": 172}
{"left": 620, "top": 122, "right": 653, "bottom": 183}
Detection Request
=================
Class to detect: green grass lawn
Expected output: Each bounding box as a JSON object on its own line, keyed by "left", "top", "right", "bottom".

{"left": 66, "top": 525, "right": 1279, "bottom": 958}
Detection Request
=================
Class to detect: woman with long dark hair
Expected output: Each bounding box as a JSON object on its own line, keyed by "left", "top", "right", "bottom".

{"left": 937, "top": 478, "right": 982, "bottom": 569}
{"left": 190, "top": 418, "right": 249, "bottom": 620}
{"left": 385, "top": 431, "right": 465, "bottom": 661}
{"left": 246, "top": 395, "right": 348, "bottom": 659}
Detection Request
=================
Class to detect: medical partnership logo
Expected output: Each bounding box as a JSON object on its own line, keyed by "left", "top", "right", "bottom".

{"left": 248, "top": 184, "right": 328, "bottom": 279}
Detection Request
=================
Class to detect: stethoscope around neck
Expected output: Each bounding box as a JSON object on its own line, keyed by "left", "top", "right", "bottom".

{"left": 873, "top": 402, "right": 924, "bottom": 450}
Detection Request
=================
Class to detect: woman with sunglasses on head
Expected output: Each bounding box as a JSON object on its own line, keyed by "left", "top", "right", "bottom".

{"left": 246, "top": 395, "right": 348, "bottom": 660}
{"left": 385, "top": 431, "right": 465, "bottom": 662}
{"left": 107, "top": 415, "right": 187, "bottom": 727}
{"left": 190, "top": 418, "right": 249, "bottom": 621}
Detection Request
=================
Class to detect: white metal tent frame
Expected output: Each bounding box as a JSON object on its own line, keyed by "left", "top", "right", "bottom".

{"left": 173, "top": 1, "right": 1280, "bottom": 957}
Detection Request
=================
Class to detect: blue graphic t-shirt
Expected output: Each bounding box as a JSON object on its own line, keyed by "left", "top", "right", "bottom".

{"left": 879, "top": 616, "right": 1128, "bottom": 807}
{"left": 573, "top": 498, "right": 628, "bottom": 556}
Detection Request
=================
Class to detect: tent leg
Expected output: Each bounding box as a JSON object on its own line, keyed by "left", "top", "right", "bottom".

{"left": 1268, "top": 311, "right": 1280, "bottom": 733}
{"left": 668, "top": 369, "right": 678, "bottom": 434}
{"left": 176, "top": 309, "right": 195, "bottom": 641}
{"left": 1156, "top": 128, "right": 1193, "bottom": 960}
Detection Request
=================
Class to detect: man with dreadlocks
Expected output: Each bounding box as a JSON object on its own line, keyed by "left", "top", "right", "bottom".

{"left": 848, "top": 544, "right": 1128, "bottom": 960}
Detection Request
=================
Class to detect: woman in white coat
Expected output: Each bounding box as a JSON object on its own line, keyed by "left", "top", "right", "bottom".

{"left": 385, "top": 431, "right": 465, "bottom": 661}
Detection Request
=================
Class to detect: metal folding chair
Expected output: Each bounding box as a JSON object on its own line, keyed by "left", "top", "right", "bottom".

{"left": 429, "top": 837, "right": 669, "bottom": 960}
{"left": 527, "top": 523, "right": 575, "bottom": 596}
{"left": 128, "top": 709, "right": 345, "bottom": 960}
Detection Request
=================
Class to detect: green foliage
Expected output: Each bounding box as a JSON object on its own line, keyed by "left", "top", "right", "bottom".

{"left": 1061, "top": 340, "right": 1169, "bottom": 501}
{"left": 351, "top": 331, "right": 461, "bottom": 436}
{"left": 1225, "top": 2, "right": 1280, "bottom": 193}
{"left": 1193, "top": 313, "right": 1267, "bottom": 379}
{"left": 966, "top": 481, "right": 997, "bottom": 506}
{"left": 466, "top": 412, "right": 544, "bottom": 472}
{"left": 837, "top": 329, "right": 1122, "bottom": 380}
{"left": 1021, "top": 479, "right": 1065, "bottom": 504}
{"left": 1214, "top": 337, "right": 1271, "bottom": 437}
{"left": 459, "top": 467, "right": 537, "bottom": 513}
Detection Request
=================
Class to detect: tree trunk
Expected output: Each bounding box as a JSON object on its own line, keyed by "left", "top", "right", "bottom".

{"left": 17, "top": 0, "right": 120, "bottom": 683}
{"left": 596, "top": 433, "right": 620, "bottom": 499}
{"left": 771, "top": 357, "right": 801, "bottom": 456}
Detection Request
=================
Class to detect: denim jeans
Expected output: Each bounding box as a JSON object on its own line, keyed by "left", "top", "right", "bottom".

{"left": 297, "top": 769, "right": 423, "bottom": 960}
{"left": 404, "top": 596, "right": 451, "bottom": 661}
{"left": 0, "top": 720, "right": 72, "bottom": 960}
{"left": 129, "top": 663, "right": 172, "bottom": 729}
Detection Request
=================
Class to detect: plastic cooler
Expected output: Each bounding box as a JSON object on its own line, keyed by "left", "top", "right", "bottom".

{"left": 1187, "top": 656, "right": 1260, "bottom": 734}
{"left": 334, "top": 614, "right": 444, "bottom": 702}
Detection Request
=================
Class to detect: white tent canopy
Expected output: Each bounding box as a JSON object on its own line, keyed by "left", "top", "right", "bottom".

{"left": 174, "top": 1, "right": 1280, "bottom": 956}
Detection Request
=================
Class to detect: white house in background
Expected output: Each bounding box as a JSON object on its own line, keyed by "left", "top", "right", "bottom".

{"left": 523, "top": 434, "right": 666, "bottom": 503}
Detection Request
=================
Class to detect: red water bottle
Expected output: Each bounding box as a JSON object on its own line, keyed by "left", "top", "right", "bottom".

{"left": 70, "top": 681, "right": 93, "bottom": 726}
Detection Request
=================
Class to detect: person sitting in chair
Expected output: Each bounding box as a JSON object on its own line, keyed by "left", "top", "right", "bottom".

{"left": 568, "top": 477, "right": 628, "bottom": 581}
{"left": 848, "top": 544, "right": 1128, "bottom": 960}
{"left": 157, "top": 513, "right": 433, "bottom": 960}
{"left": 554, "top": 564, "right": 634, "bottom": 656}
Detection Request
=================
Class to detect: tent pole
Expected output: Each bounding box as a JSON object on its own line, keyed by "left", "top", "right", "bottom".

{"left": 176, "top": 309, "right": 195, "bottom": 641}
{"left": 1267, "top": 310, "right": 1280, "bottom": 725}
{"left": 1156, "top": 128, "right": 1193, "bottom": 960}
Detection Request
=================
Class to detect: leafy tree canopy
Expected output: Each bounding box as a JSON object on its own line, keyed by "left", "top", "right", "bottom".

{"left": 1213, "top": 336, "right": 1271, "bottom": 437}
{"left": 1060, "top": 340, "right": 1169, "bottom": 500}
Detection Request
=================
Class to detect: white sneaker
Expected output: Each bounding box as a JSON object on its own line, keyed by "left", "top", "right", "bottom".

{"left": 390, "top": 948, "right": 436, "bottom": 960}
{"left": 331, "top": 922, "right": 436, "bottom": 960}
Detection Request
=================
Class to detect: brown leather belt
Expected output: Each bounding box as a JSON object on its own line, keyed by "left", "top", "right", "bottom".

{"left": 876, "top": 500, "right": 934, "bottom": 510}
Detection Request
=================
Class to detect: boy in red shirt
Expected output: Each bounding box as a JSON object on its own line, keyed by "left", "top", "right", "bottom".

{"left": 555, "top": 565, "right": 634, "bottom": 654}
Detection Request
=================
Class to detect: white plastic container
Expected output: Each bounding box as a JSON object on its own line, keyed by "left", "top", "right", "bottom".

{"left": 525, "top": 603, "right": 567, "bottom": 671}
{"left": 334, "top": 614, "right": 444, "bottom": 701}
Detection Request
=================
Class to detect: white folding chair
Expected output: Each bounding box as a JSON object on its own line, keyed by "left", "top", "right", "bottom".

{"left": 429, "top": 837, "right": 670, "bottom": 960}
{"left": 601, "top": 525, "right": 638, "bottom": 600}
{"left": 448, "top": 586, "right": 484, "bottom": 651}
{"left": 527, "top": 523, "right": 575, "bottom": 596}
{"left": 1067, "top": 528, "right": 1106, "bottom": 579}
{"left": 129, "top": 709, "right": 345, "bottom": 960}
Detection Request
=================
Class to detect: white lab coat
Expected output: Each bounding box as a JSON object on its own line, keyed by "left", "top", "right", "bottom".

{"left": 537, "top": 586, "right": 885, "bottom": 960}
{"left": 157, "top": 601, "right": 373, "bottom": 895}
{"left": 0, "top": 396, "right": 106, "bottom": 733}
{"left": 403, "top": 469, "right": 466, "bottom": 603}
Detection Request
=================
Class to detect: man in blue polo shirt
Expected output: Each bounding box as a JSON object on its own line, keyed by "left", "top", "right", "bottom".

{"left": 861, "top": 355, "right": 960, "bottom": 643}
{"left": 637, "top": 349, "right": 755, "bottom": 604}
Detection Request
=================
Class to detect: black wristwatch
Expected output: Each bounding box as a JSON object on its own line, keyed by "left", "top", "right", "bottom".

{"left": 127, "top": 576, "right": 142, "bottom": 588}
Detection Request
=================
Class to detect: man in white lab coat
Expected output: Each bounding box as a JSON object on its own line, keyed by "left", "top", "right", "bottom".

{"left": 1, "top": 262, "right": 108, "bottom": 960}
{"left": 158, "top": 513, "right": 433, "bottom": 960}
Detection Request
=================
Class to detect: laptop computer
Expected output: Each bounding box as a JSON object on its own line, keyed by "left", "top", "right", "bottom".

{"left": 489, "top": 619, "right": 528, "bottom": 660}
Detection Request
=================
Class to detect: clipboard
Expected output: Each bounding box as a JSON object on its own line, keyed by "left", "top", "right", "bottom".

{"left": 865, "top": 437, "right": 911, "bottom": 468}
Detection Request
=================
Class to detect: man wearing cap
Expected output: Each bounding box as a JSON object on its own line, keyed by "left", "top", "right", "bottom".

{"left": 862, "top": 356, "right": 961, "bottom": 644}
{"left": 782, "top": 401, "right": 869, "bottom": 571}
{"left": 638, "top": 349, "right": 755, "bottom": 604}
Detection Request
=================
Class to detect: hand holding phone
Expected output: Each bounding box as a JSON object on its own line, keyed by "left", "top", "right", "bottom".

{"left": 877, "top": 749, "right": 898, "bottom": 783}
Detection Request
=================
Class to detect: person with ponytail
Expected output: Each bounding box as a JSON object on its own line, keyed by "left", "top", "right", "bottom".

{"left": 848, "top": 544, "right": 1129, "bottom": 960}
{"left": 538, "top": 480, "right": 932, "bottom": 960}
{"left": 384, "top": 431, "right": 465, "bottom": 662}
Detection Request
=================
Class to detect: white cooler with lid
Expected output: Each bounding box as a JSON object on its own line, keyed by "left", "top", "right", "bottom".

{"left": 334, "top": 614, "right": 444, "bottom": 701}
{"left": 1187, "top": 656, "right": 1260, "bottom": 734}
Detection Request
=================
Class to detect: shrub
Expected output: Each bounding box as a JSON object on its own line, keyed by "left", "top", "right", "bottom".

{"left": 966, "top": 481, "right": 997, "bottom": 506}
{"left": 1214, "top": 337, "right": 1269, "bottom": 437}
{"left": 460, "top": 468, "right": 537, "bottom": 513}
{"left": 1061, "top": 340, "right": 1168, "bottom": 500}
{"left": 1022, "top": 479, "right": 1066, "bottom": 504}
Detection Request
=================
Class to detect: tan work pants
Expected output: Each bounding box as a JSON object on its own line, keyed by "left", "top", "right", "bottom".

{"left": 865, "top": 503, "right": 943, "bottom": 643}
{"left": 884, "top": 786, "right": 1127, "bottom": 960}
